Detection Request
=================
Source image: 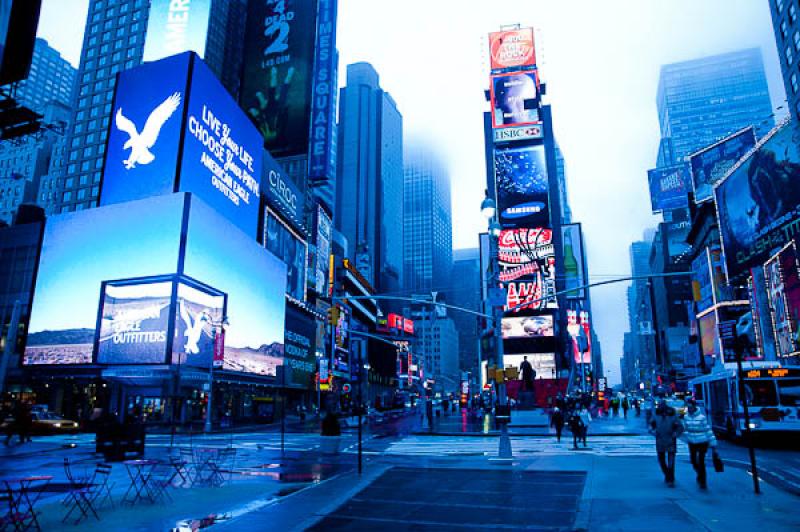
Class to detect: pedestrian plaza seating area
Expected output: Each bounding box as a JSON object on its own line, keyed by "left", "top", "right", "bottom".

{"left": 0, "top": 444, "right": 238, "bottom": 530}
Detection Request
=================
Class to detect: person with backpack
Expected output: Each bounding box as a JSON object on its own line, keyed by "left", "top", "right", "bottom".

{"left": 649, "top": 399, "right": 684, "bottom": 487}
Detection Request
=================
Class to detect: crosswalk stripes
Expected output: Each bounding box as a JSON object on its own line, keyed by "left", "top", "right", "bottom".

{"left": 377, "top": 435, "right": 690, "bottom": 457}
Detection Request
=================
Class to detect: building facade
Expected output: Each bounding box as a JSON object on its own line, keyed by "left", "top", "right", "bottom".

{"left": 769, "top": 0, "right": 800, "bottom": 120}
{"left": 15, "top": 38, "right": 76, "bottom": 111}
{"left": 403, "top": 141, "right": 452, "bottom": 294}
{"left": 335, "top": 62, "right": 404, "bottom": 296}
{"left": 449, "top": 248, "right": 480, "bottom": 373}
{"left": 413, "top": 316, "right": 460, "bottom": 388}
{"left": 656, "top": 49, "right": 774, "bottom": 166}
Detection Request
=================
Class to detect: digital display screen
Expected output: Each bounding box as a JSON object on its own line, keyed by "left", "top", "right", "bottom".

{"left": 491, "top": 71, "right": 539, "bottom": 128}
{"left": 494, "top": 145, "right": 550, "bottom": 228}
{"left": 566, "top": 310, "right": 592, "bottom": 364}
{"left": 499, "top": 228, "right": 557, "bottom": 312}
{"left": 24, "top": 194, "right": 186, "bottom": 365}
{"left": 265, "top": 208, "right": 308, "bottom": 302}
{"left": 172, "top": 281, "right": 225, "bottom": 368}
{"left": 501, "top": 315, "right": 554, "bottom": 339}
{"left": 180, "top": 57, "right": 262, "bottom": 238}
{"left": 502, "top": 353, "right": 556, "bottom": 379}
{"left": 183, "top": 196, "right": 287, "bottom": 376}
{"left": 101, "top": 53, "right": 190, "bottom": 206}
{"left": 314, "top": 205, "right": 332, "bottom": 295}
{"left": 97, "top": 281, "right": 173, "bottom": 365}
{"left": 488, "top": 28, "right": 536, "bottom": 71}
{"left": 143, "top": 0, "right": 212, "bottom": 62}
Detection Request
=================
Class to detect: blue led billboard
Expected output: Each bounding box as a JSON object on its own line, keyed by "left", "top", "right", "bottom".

{"left": 647, "top": 164, "right": 690, "bottom": 212}
{"left": 180, "top": 57, "right": 262, "bottom": 238}
{"left": 102, "top": 52, "right": 263, "bottom": 238}
{"left": 172, "top": 280, "right": 226, "bottom": 368}
{"left": 183, "top": 196, "right": 287, "bottom": 376}
{"left": 102, "top": 53, "right": 190, "bottom": 206}
{"left": 494, "top": 144, "right": 550, "bottom": 228}
{"left": 24, "top": 194, "right": 186, "bottom": 365}
{"left": 689, "top": 127, "right": 756, "bottom": 204}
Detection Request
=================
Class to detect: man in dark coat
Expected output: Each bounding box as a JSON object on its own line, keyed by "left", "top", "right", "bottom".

{"left": 519, "top": 356, "right": 535, "bottom": 391}
{"left": 649, "top": 400, "right": 684, "bottom": 486}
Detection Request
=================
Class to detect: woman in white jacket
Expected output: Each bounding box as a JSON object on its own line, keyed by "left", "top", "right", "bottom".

{"left": 682, "top": 398, "right": 717, "bottom": 489}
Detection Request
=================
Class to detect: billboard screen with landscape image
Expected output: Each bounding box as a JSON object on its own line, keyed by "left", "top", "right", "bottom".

{"left": 24, "top": 194, "right": 185, "bottom": 365}
{"left": 183, "top": 196, "right": 287, "bottom": 376}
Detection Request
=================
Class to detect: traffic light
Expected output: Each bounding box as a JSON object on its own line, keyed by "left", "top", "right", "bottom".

{"left": 327, "top": 306, "right": 340, "bottom": 326}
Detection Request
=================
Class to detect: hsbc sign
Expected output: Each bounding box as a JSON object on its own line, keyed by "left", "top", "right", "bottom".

{"left": 494, "top": 124, "right": 544, "bottom": 143}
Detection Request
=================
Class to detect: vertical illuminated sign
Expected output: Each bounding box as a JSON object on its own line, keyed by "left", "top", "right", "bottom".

{"left": 308, "top": 0, "right": 338, "bottom": 181}
{"left": 241, "top": 0, "right": 318, "bottom": 157}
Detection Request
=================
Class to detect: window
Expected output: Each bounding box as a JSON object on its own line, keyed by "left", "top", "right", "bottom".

{"left": 783, "top": 20, "right": 789, "bottom": 39}
{"left": 62, "top": 191, "right": 72, "bottom": 202}
{"left": 77, "top": 188, "right": 87, "bottom": 200}
{"left": 778, "top": 0, "right": 785, "bottom": 12}
{"left": 787, "top": 44, "right": 794, "bottom": 66}
{"left": 791, "top": 4, "right": 798, "bottom": 24}
{"left": 792, "top": 72, "right": 798, "bottom": 93}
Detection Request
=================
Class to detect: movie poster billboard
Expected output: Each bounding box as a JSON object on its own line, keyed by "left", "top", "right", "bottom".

{"left": 689, "top": 126, "right": 756, "bottom": 203}
{"left": 265, "top": 208, "right": 308, "bottom": 302}
{"left": 489, "top": 28, "right": 536, "bottom": 71}
{"left": 501, "top": 315, "right": 554, "bottom": 339}
{"left": 698, "top": 312, "right": 719, "bottom": 360}
{"left": 718, "top": 304, "right": 758, "bottom": 362}
{"left": 491, "top": 71, "right": 540, "bottom": 128}
{"left": 96, "top": 281, "right": 173, "bottom": 365}
{"left": 647, "top": 164, "right": 691, "bottom": 212}
{"left": 494, "top": 145, "right": 550, "bottom": 228}
{"left": 764, "top": 242, "right": 800, "bottom": 359}
{"left": 715, "top": 123, "right": 800, "bottom": 280}
{"left": 241, "top": 0, "right": 318, "bottom": 157}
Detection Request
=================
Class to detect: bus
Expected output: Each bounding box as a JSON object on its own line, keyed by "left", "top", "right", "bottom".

{"left": 689, "top": 364, "right": 800, "bottom": 437}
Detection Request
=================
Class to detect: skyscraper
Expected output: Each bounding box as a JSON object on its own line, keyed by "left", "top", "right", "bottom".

{"left": 55, "top": 0, "right": 246, "bottom": 214}
{"left": 403, "top": 141, "right": 452, "bottom": 294}
{"left": 450, "top": 248, "right": 480, "bottom": 372}
{"left": 768, "top": 0, "right": 800, "bottom": 120}
{"left": 656, "top": 49, "right": 774, "bottom": 165}
{"left": 16, "top": 38, "right": 76, "bottom": 111}
{"left": 335, "top": 62, "right": 403, "bottom": 294}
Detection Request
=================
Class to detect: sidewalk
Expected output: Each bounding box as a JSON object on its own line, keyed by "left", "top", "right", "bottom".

{"left": 220, "top": 443, "right": 800, "bottom": 531}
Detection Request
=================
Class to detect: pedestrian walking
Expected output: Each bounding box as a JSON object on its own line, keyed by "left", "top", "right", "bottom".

{"left": 611, "top": 397, "right": 620, "bottom": 417}
{"left": 649, "top": 400, "right": 683, "bottom": 487}
{"left": 578, "top": 405, "right": 591, "bottom": 447}
{"left": 550, "top": 407, "right": 565, "bottom": 442}
{"left": 682, "top": 398, "right": 717, "bottom": 490}
{"left": 622, "top": 396, "right": 630, "bottom": 419}
{"left": 634, "top": 398, "right": 641, "bottom": 417}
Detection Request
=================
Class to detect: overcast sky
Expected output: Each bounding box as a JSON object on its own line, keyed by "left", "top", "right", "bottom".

{"left": 39, "top": 0, "right": 786, "bottom": 384}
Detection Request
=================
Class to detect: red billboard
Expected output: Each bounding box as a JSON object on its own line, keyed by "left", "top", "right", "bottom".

{"left": 489, "top": 28, "right": 536, "bottom": 71}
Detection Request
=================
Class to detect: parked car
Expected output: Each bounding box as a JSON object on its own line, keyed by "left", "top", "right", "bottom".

{"left": 1, "top": 411, "right": 80, "bottom": 435}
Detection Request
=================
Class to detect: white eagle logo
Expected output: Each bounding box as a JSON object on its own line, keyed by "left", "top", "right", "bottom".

{"left": 179, "top": 300, "right": 210, "bottom": 356}
{"left": 115, "top": 92, "right": 181, "bottom": 169}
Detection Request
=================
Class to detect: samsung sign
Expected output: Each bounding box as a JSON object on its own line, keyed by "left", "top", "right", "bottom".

{"left": 263, "top": 152, "right": 304, "bottom": 230}
{"left": 494, "top": 124, "right": 543, "bottom": 143}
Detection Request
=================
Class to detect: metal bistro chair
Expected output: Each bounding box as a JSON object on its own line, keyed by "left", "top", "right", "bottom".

{"left": 147, "top": 462, "right": 177, "bottom": 503}
{"left": 207, "top": 448, "right": 237, "bottom": 487}
{"left": 168, "top": 453, "right": 190, "bottom": 488}
{"left": 86, "top": 463, "right": 115, "bottom": 510}
{"left": 178, "top": 448, "right": 198, "bottom": 487}
{"left": 62, "top": 459, "right": 99, "bottom": 524}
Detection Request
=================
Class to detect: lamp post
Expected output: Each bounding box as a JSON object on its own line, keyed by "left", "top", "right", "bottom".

{"left": 205, "top": 316, "right": 228, "bottom": 434}
{"left": 481, "top": 196, "right": 512, "bottom": 460}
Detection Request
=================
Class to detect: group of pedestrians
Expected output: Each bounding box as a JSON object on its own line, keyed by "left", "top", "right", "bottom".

{"left": 550, "top": 393, "right": 593, "bottom": 450}
{"left": 649, "top": 397, "right": 718, "bottom": 489}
